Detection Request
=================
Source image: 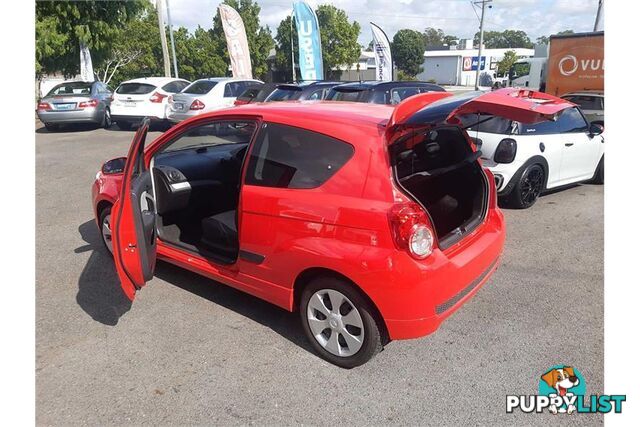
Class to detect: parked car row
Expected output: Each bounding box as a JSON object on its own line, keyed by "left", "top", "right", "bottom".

{"left": 91, "top": 88, "right": 602, "bottom": 368}
{"left": 37, "top": 77, "right": 449, "bottom": 130}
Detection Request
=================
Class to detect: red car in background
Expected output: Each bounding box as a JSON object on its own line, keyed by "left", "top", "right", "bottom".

{"left": 92, "top": 89, "right": 571, "bottom": 367}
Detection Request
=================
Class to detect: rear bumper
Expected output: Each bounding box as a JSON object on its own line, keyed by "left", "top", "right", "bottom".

{"left": 112, "top": 115, "right": 165, "bottom": 124}
{"left": 167, "top": 110, "right": 202, "bottom": 122}
{"left": 37, "top": 108, "right": 101, "bottom": 124}
{"left": 370, "top": 208, "right": 506, "bottom": 340}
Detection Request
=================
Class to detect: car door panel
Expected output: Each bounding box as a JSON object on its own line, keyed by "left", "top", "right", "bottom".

{"left": 112, "top": 118, "right": 157, "bottom": 300}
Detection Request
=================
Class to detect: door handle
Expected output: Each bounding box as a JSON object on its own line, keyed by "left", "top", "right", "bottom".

{"left": 565, "top": 142, "right": 574, "bottom": 147}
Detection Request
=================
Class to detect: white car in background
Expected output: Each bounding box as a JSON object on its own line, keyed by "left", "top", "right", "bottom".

{"left": 111, "top": 77, "right": 190, "bottom": 129}
{"left": 464, "top": 105, "right": 604, "bottom": 208}
{"left": 167, "top": 78, "right": 263, "bottom": 122}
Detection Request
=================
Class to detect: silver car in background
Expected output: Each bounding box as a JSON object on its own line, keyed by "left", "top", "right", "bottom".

{"left": 37, "top": 81, "right": 113, "bottom": 131}
{"left": 561, "top": 91, "right": 605, "bottom": 126}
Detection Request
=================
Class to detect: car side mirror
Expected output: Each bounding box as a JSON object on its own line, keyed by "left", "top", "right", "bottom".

{"left": 589, "top": 123, "right": 604, "bottom": 137}
{"left": 102, "top": 157, "right": 127, "bottom": 174}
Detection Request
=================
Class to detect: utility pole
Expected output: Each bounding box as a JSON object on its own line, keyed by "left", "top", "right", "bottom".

{"left": 166, "top": 0, "right": 179, "bottom": 78}
{"left": 290, "top": 10, "right": 296, "bottom": 83}
{"left": 156, "top": 0, "right": 171, "bottom": 77}
{"left": 593, "top": 0, "right": 604, "bottom": 31}
{"left": 473, "top": 0, "right": 492, "bottom": 90}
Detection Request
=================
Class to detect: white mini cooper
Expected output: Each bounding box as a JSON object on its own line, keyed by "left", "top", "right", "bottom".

{"left": 463, "top": 104, "right": 604, "bottom": 208}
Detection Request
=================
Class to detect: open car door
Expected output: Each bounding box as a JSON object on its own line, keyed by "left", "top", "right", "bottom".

{"left": 111, "top": 118, "right": 157, "bottom": 301}
{"left": 386, "top": 88, "right": 575, "bottom": 144}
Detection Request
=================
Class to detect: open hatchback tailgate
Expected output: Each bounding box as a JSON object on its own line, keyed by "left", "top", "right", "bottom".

{"left": 386, "top": 88, "right": 575, "bottom": 144}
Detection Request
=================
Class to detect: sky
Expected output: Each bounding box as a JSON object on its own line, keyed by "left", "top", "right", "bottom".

{"left": 163, "top": 0, "right": 601, "bottom": 45}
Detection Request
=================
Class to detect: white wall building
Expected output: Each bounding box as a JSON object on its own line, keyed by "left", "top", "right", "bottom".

{"left": 417, "top": 47, "right": 535, "bottom": 86}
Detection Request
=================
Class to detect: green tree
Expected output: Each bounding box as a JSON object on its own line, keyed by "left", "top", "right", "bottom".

{"left": 423, "top": 27, "right": 458, "bottom": 48}
{"left": 274, "top": 15, "right": 298, "bottom": 81}
{"left": 174, "top": 27, "right": 228, "bottom": 81}
{"left": 474, "top": 29, "right": 533, "bottom": 48}
{"left": 211, "top": 0, "right": 274, "bottom": 80}
{"left": 496, "top": 50, "right": 518, "bottom": 76}
{"left": 35, "top": 0, "right": 147, "bottom": 77}
{"left": 536, "top": 29, "right": 574, "bottom": 45}
{"left": 315, "top": 5, "right": 361, "bottom": 78}
{"left": 392, "top": 29, "right": 424, "bottom": 77}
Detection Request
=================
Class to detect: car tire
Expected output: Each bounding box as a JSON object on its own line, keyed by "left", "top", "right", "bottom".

{"left": 44, "top": 123, "right": 59, "bottom": 132}
{"left": 99, "top": 205, "right": 114, "bottom": 256}
{"left": 117, "top": 120, "right": 132, "bottom": 131}
{"left": 506, "top": 163, "right": 545, "bottom": 209}
{"left": 102, "top": 108, "right": 112, "bottom": 129}
{"left": 300, "top": 276, "right": 383, "bottom": 368}
{"left": 591, "top": 156, "right": 604, "bottom": 184}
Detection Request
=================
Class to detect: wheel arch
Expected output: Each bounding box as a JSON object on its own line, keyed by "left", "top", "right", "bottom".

{"left": 502, "top": 155, "right": 550, "bottom": 195}
{"left": 293, "top": 267, "right": 390, "bottom": 344}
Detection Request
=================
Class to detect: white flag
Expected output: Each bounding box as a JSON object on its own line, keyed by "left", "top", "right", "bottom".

{"left": 219, "top": 4, "right": 253, "bottom": 79}
{"left": 80, "top": 43, "right": 95, "bottom": 82}
{"left": 370, "top": 23, "right": 393, "bottom": 82}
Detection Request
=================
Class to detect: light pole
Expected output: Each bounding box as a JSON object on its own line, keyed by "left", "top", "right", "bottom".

{"left": 290, "top": 10, "right": 296, "bottom": 83}
{"left": 156, "top": 0, "right": 171, "bottom": 77}
{"left": 474, "top": 0, "right": 492, "bottom": 90}
{"left": 166, "top": 0, "right": 179, "bottom": 78}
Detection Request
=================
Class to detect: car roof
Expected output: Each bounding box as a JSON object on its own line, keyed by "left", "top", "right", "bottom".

{"left": 332, "top": 81, "right": 444, "bottom": 91}
{"left": 121, "top": 77, "right": 189, "bottom": 85}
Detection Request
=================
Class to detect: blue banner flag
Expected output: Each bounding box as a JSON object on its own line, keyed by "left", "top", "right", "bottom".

{"left": 293, "top": 1, "right": 324, "bottom": 81}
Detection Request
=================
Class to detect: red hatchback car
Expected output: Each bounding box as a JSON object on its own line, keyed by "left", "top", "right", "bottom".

{"left": 92, "top": 89, "right": 570, "bottom": 367}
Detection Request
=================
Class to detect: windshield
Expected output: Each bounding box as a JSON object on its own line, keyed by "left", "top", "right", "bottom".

{"left": 183, "top": 80, "right": 218, "bottom": 95}
{"left": 47, "top": 82, "right": 92, "bottom": 96}
{"left": 116, "top": 83, "right": 156, "bottom": 95}
{"left": 266, "top": 87, "right": 302, "bottom": 101}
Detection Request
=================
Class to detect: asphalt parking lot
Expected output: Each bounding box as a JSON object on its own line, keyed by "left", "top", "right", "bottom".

{"left": 36, "top": 123, "right": 603, "bottom": 425}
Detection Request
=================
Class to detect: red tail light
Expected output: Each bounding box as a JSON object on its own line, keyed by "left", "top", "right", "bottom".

{"left": 149, "top": 92, "right": 167, "bottom": 103}
{"left": 78, "top": 99, "right": 98, "bottom": 108}
{"left": 388, "top": 203, "right": 435, "bottom": 259}
{"left": 37, "top": 102, "right": 51, "bottom": 111}
{"left": 189, "top": 99, "right": 205, "bottom": 110}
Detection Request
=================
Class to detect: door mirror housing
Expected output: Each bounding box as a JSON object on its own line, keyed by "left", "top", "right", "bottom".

{"left": 589, "top": 122, "right": 604, "bottom": 137}
{"left": 102, "top": 157, "right": 127, "bottom": 174}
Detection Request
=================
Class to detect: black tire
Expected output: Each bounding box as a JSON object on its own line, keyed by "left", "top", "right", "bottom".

{"left": 117, "top": 120, "right": 132, "bottom": 130}
{"left": 103, "top": 108, "right": 112, "bottom": 129}
{"left": 300, "top": 276, "right": 383, "bottom": 368}
{"left": 44, "top": 123, "right": 59, "bottom": 132}
{"left": 506, "top": 163, "right": 545, "bottom": 209}
{"left": 591, "top": 156, "right": 604, "bottom": 184}
{"left": 99, "top": 205, "right": 114, "bottom": 257}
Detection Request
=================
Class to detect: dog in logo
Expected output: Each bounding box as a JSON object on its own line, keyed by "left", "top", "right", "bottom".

{"left": 541, "top": 366, "right": 580, "bottom": 414}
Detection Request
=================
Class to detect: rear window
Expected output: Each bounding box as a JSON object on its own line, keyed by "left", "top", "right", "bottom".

{"left": 563, "top": 95, "right": 603, "bottom": 110}
{"left": 327, "top": 89, "right": 367, "bottom": 102}
{"left": 245, "top": 123, "right": 354, "bottom": 189}
{"left": 47, "top": 82, "right": 92, "bottom": 96}
{"left": 184, "top": 80, "right": 218, "bottom": 95}
{"left": 116, "top": 83, "right": 156, "bottom": 95}
{"left": 266, "top": 87, "right": 302, "bottom": 101}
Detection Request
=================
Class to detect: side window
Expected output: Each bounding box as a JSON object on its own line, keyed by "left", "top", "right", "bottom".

{"left": 245, "top": 123, "right": 354, "bottom": 189}
{"left": 224, "top": 83, "right": 234, "bottom": 97}
{"left": 390, "top": 87, "right": 420, "bottom": 104}
{"left": 565, "top": 95, "right": 600, "bottom": 110}
{"left": 160, "top": 121, "right": 257, "bottom": 153}
{"left": 519, "top": 107, "right": 588, "bottom": 135}
{"left": 224, "top": 82, "right": 246, "bottom": 97}
{"left": 307, "top": 89, "right": 325, "bottom": 100}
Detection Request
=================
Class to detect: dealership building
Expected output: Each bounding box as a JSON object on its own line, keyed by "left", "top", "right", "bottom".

{"left": 416, "top": 40, "right": 534, "bottom": 86}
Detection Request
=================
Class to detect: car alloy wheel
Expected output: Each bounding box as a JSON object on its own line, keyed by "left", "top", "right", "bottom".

{"left": 306, "top": 289, "right": 365, "bottom": 357}
{"left": 101, "top": 211, "right": 113, "bottom": 254}
{"left": 520, "top": 164, "right": 544, "bottom": 207}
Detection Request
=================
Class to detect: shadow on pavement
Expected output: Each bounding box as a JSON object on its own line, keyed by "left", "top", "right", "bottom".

{"left": 74, "top": 219, "right": 312, "bottom": 354}
{"left": 76, "top": 220, "right": 131, "bottom": 326}
{"left": 36, "top": 123, "right": 100, "bottom": 134}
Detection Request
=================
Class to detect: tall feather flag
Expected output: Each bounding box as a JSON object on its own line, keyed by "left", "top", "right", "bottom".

{"left": 219, "top": 4, "right": 253, "bottom": 79}
{"left": 370, "top": 23, "right": 393, "bottom": 81}
{"left": 293, "top": 1, "right": 324, "bottom": 81}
